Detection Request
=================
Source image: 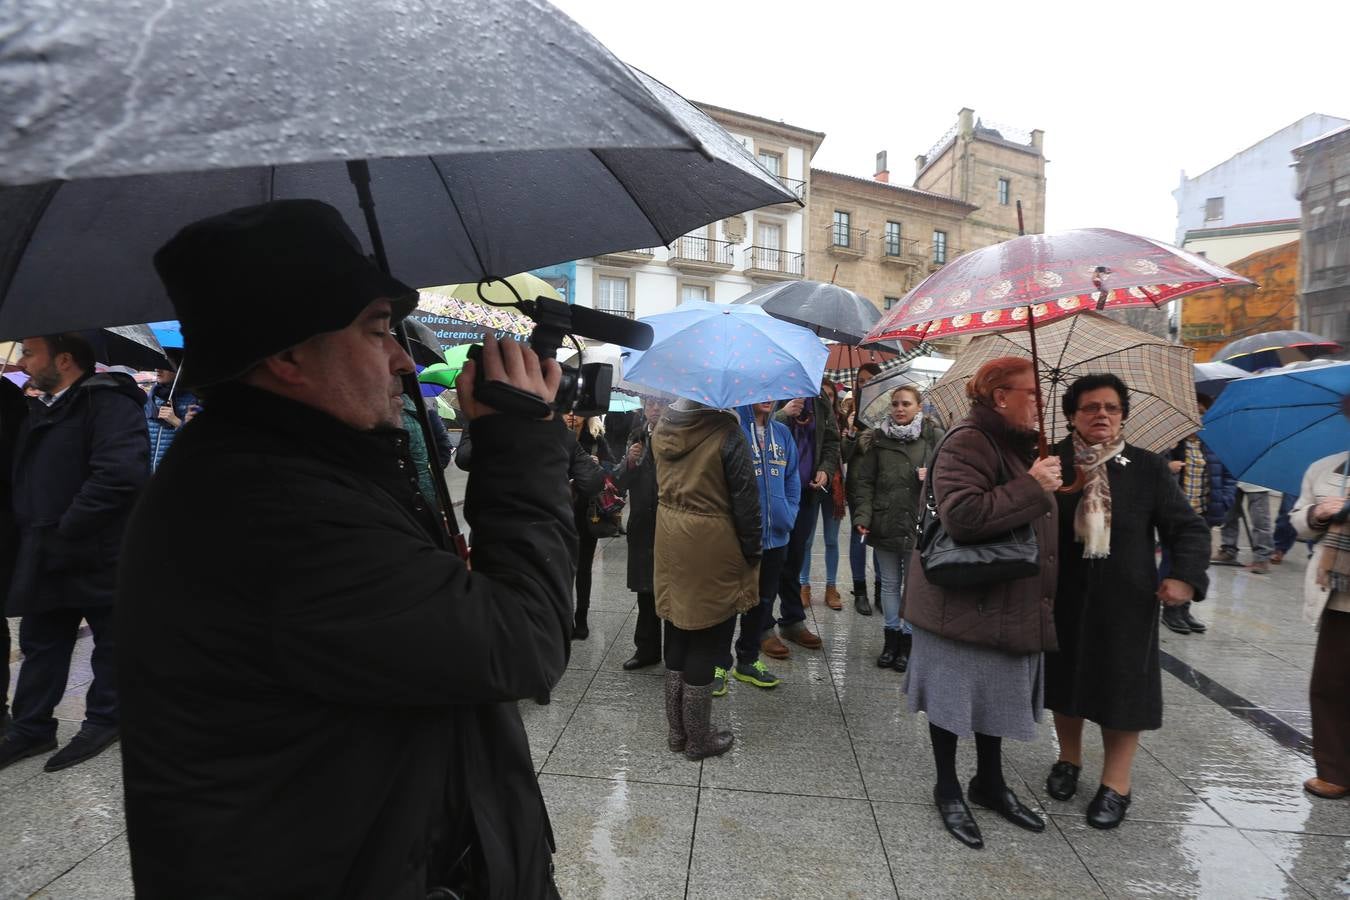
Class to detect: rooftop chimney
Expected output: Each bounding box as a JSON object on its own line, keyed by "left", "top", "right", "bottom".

{"left": 874, "top": 150, "right": 889, "bottom": 183}
{"left": 915, "top": 154, "right": 927, "bottom": 176}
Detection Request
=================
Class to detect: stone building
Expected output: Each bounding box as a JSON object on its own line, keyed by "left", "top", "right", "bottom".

{"left": 570, "top": 105, "right": 824, "bottom": 318}
{"left": 1176, "top": 241, "right": 1298, "bottom": 361}
{"left": 1292, "top": 123, "right": 1350, "bottom": 346}
{"left": 804, "top": 108, "right": 1047, "bottom": 341}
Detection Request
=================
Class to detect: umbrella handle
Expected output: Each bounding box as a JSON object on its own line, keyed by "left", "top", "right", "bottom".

{"left": 1057, "top": 464, "right": 1085, "bottom": 494}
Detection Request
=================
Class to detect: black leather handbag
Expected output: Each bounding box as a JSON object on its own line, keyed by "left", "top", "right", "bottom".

{"left": 917, "top": 425, "right": 1040, "bottom": 588}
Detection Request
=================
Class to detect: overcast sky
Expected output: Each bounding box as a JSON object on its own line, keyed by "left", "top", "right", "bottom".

{"left": 552, "top": 0, "right": 1346, "bottom": 242}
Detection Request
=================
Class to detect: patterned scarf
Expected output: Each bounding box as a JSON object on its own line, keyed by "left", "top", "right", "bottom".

{"left": 1318, "top": 465, "right": 1350, "bottom": 594}
{"left": 879, "top": 411, "right": 924, "bottom": 443}
{"left": 1071, "top": 430, "right": 1126, "bottom": 559}
{"left": 1181, "top": 437, "right": 1206, "bottom": 516}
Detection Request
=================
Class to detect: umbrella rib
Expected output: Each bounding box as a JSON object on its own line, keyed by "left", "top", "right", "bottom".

{"left": 588, "top": 148, "right": 670, "bottom": 246}
{"left": 426, "top": 156, "right": 492, "bottom": 278}
{"left": 1227, "top": 410, "right": 1340, "bottom": 480}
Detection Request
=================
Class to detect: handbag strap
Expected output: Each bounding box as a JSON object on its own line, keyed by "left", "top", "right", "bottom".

{"left": 922, "top": 424, "right": 1011, "bottom": 515}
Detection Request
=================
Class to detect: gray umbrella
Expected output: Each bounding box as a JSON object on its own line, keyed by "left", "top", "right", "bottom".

{"left": 0, "top": 2, "right": 796, "bottom": 337}
{"left": 731, "top": 280, "right": 887, "bottom": 346}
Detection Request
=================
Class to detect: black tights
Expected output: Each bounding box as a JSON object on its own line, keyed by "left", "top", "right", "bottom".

{"left": 574, "top": 531, "right": 598, "bottom": 621}
{"left": 664, "top": 617, "right": 737, "bottom": 687}
{"left": 929, "top": 722, "right": 1005, "bottom": 800}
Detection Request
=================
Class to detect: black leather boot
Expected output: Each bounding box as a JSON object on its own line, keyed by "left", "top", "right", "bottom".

{"left": 876, "top": 629, "right": 899, "bottom": 668}
{"left": 853, "top": 580, "right": 872, "bottom": 616}
{"left": 1160, "top": 606, "right": 1190, "bottom": 635}
{"left": 893, "top": 631, "right": 912, "bottom": 673}
{"left": 1180, "top": 601, "right": 1207, "bottom": 633}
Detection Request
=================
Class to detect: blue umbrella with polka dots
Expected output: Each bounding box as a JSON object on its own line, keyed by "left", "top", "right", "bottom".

{"left": 623, "top": 300, "right": 827, "bottom": 408}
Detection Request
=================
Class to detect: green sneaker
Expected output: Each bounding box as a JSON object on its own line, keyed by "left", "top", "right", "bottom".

{"left": 712, "top": 667, "right": 729, "bottom": 697}
{"left": 732, "top": 659, "right": 781, "bottom": 689}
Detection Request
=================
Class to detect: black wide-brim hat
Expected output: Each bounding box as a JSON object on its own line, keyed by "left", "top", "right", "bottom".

{"left": 154, "top": 199, "right": 418, "bottom": 388}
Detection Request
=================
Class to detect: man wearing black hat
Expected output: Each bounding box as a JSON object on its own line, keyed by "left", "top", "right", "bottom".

{"left": 118, "top": 200, "right": 575, "bottom": 899}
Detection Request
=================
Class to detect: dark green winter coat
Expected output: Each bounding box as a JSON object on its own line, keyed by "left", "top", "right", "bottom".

{"left": 848, "top": 418, "right": 943, "bottom": 553}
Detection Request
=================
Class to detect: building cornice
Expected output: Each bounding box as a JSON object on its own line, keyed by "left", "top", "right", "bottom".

{"left": 809, "top": 169, "right": 977, "bottom": 214}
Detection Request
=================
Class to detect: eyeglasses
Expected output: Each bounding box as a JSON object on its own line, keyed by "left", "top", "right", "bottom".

{"left": 1077, "top": 402, "right": 1123, "bottom": 415}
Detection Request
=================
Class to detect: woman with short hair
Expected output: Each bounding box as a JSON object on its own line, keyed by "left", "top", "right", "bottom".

{"left": 1044, "top": 373, "right": 1211, "bottom": 829}
{"left": 905, "top": 356, "right": 1062, "bottom": 849}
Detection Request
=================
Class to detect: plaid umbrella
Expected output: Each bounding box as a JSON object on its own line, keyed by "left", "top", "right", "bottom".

{"left": 927, "top": 312, "right": 1199, "bottom": 453}
{"left": 824, "top": 342, "right": 929, "bottom": 386}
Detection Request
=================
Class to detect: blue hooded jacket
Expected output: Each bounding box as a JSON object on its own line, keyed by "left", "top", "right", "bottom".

{"left": 736, "top": 406, "right": 800, "bottom": 550}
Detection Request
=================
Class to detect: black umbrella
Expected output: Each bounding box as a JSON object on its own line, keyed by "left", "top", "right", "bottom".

{"left": 1212, "top": 330, "right": 1343, "bottom": 373}
{"left": 401, "top": 317, "right": 450, "bottom": 368}
{"left": 731, "top": 280, "right": 887, "bottom": 346}
{"left": 0, "top": 1, "right": 795, "bottom": 336}
{"left": 94, "top": 325, "right": 171, "bottom": 372}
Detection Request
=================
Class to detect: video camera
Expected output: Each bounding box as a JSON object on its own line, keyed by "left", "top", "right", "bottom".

{"left": 467, "top": 295, "right": 653, "bottom": 419}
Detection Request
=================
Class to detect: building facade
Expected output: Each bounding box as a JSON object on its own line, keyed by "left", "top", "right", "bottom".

{"left": 1175, "top": 241, "right": 1299, "bottom": 360}
{"left": 1293, "top": 123, "right": 1350, "bottom": 346}
{"left": 569, "top": 106, "right": 824, "bottom": 319}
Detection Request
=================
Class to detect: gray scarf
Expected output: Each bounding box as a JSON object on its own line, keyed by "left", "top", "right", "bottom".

{"left": 880, "top": 411, "right": 924, "bottom": 443}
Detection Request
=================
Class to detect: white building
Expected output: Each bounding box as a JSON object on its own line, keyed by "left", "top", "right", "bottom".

{"left": 1173, "top": 112, "right": 1349, "bottom": 262}
{"left": 570, "top": 104, "right": 824, "bottom": 319}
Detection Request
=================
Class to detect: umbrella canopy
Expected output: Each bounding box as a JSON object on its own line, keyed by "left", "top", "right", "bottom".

{"left": 822, "top": 342, "right": 904, "bottom": 387}
{"left": 1, "top": 3, "right": 796, "bottom": 337}
{"left": 417, "top": 346, "right": 475, "bottom": 389}
{"left": 863, "top": 228, "right": 1253, "bottom": 345}
{"left": 926, "top": 312, "right": 1200, "bottom": 453}
{"left": 1194, "top": 360, "right": 1249, "bottom": 397}
{"left": 1201, "top": 360, "right": 1350, "bottom": 496}
{"left": 147, "top": 320, "right": 183, "bottom": 349}
{"left": 623, "top": 301, "right": 827, "bottom": 408}
{"left": 434, "top": 274, "right": 563, "bottom": 307}
{"left": 1212, "top": 330, "right": 1343, "bottom": 373}
{"left": 561, "top": 341, "right": 624, "bottom": 378}
{"left": 857, "top": 366, "right": 939, "bottom": 429}
{"left": 93, "top": 325, "right": 170, "bottom": 371}
{"left": 732, "top": 280, "right": 887, "bottom": 345}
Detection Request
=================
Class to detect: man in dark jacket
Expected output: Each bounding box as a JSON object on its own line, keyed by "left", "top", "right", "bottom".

{"left": 118, "top": 200, "right": 574, "bottom": 899}
{"left": 0, "top": 334, "right": 149, "bottom": 772}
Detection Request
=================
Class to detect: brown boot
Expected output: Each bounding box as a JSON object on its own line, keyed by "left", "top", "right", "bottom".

{"left": 800, "top": 584, "right": 812, "bottom": 607}
{"left": 664, "top": 670, "right": 686, "bottom": 752}
{"left": 761, "top": 634, "right": 791, "bottom": 659}
{"left": 825, "top": 585, "right": 843, "bottom": 610}
{"left": 1303, "top": 777, "right": 1349, "bottom": 799}
{"left": 682, "top": 683, "right": 733, "bottom": 761}
{"left": 783, "top": 623, "right": 823, "bottom": 649}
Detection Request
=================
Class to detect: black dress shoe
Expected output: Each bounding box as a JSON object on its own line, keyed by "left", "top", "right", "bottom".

{"left": 968, "top": 778, "right": 1045, "bottom": 832}
{"left": 934, "top": 787, "right": 984, "bottom": 849}
{"left": 1181, "top": 603, "right": 1207, "bottom": 633}
{"left": 0, "top": 734, "right": 58, "bottom": 771}
{"left": 571, "top": 618, "right": 589, "bottom": 641}
{"left": 44, "top": 726, "right": 119, "bottom": 773}
{"left": 623, "top": 653, "right": 661, "bottom": 671}
{"left": 1160, "top": 606, "right": 1191, "bottom": 635}
{"left": 1045, "top": 760, "right": 1081, "bottom": 801}
{"left": 1086, "top": 784, "right": 1131, "bottom": 829}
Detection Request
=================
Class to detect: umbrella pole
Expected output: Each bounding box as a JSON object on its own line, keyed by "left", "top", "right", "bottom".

{"left": 1025, "top": 304, "right": 1049, "bottom": 457}
{"left": 346, "top": 161, "right": 466, "bottom": 558}
{"left": 153, "top": 364, "right": 185, "bottom": 466}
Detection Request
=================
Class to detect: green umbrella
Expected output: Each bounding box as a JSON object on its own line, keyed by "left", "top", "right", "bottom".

{"left": 418, "top": 345, "right": 473, "bottom": 388}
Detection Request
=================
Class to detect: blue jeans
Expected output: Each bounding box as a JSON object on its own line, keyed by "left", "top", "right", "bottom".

{"left": 800, "top": 496, "right": 841, "bottom": 585}
{"left": 771, "top": 488, "right": 818, "bottom": 630}
{"left": 874, "top": 548, "right": 911, "bottom": 633}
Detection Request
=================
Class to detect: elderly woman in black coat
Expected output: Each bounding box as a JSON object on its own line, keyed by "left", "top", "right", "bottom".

{"left": 1044, "top": 374, "right": 1211, "bottom": 830}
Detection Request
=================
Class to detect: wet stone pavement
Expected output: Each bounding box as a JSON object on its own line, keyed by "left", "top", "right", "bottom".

{"left": 4, "top": 530, "right": 1350, "bottom": 898}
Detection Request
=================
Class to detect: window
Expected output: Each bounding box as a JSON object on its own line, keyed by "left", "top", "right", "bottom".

{"left": 932, "top": 230, "right": 947, "bottom": 264}
{"left": 680, "top": 283, "right": 709, "bottom": 303}
{"left": 998, "top": 177, "right": 1010, "bottom": 206}
{"left": 757, "top": 150, "right": 781, "bottom": 178}
{"left": 884, "top": 296, "right": 900, "bottom": 310}
{"left": 597, "top": 275, "right": 629, "bottom": 315}
{"left": 1204, "top": 197, "right": 1224, "bottom": 221}
{"left": 884, "top": 221, "right": 902, "bottom": 256}
{"left": 833, "top": 210, "right": 851, "bottom": 247}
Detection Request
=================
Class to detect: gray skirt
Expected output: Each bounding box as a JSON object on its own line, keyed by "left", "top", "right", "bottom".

{"left": 903, "top": 625, "right": 1044, "bottom": 741}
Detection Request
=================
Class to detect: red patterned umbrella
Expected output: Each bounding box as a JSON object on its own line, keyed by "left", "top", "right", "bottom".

{"left": 862, "top": 227, "right": 1253, "bottom": 461}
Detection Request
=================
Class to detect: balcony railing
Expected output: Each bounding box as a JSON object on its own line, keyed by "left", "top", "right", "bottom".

{"left": 592, "top": 247, "right": 655, "bottom": 267}
{"left": 881, "top": 237, "right": 923, "bottom": 264}
{"left": 595, "top": 306, "right": 636, "bottom": 319}
{"left": 826, "top": 226, "right": 867, "bottom": 255}
{"left": 745, "top": 246, "right": 805, "bottom": 278}
{"left": 775, "top": 175, "right": 807, "bottom": 201}
{"left": 668, "top": 235, "right": 735, "bottom": 271}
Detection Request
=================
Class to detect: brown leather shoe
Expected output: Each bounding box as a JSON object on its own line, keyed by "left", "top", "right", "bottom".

{"left": 1270, "top": 550, "right": 1285, "bottom": 565}
{"left": 1247, "top": 560, "right": 1271, "bottom": 575}
{"left": 761, "top": 634, "right": 791, "bottom": 659}
{"left": 783, "top": 624, "right": 823, "bottom": 649}
{"left": 825, "top": 585, "right": 843, "bottom": 610}
{"left": 800, "top": 584, "right": 812, "bottom": 607}
{"left": 1304, "top": 777, "right": 1349, "bottom": 799}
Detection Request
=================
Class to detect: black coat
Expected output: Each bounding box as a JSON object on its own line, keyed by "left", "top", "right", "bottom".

{"left": 8, "top": 372, "right": 148, "bottom": 616}
{"left": 117, "top": 384, "right": 574, "bottom": 899}
{"left": 615, "top": 423, "right": 657, "bottom": 593}
{"left": 0, "top": 377, "right": 27, "bottom": 607}
{"left": 1046, "top": 439, "right": 1211, "bottom": 731}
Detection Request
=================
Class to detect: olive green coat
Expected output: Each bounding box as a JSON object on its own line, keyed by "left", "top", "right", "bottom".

{"left": 849, "top": 419, "right": 944, "bottom": 552}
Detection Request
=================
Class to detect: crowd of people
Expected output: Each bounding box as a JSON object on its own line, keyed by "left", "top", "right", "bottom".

{"left": 0, "top": 198, "right": 1346, "bottom": 896}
